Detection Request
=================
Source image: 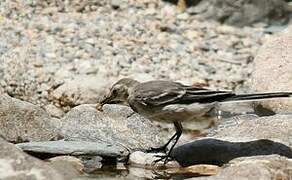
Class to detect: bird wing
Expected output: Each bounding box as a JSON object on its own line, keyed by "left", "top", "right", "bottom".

{"left": 133, "top": 81, "right": 235, "bottom": 106}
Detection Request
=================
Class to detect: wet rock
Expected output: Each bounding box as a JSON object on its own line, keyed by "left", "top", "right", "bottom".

{"left": 171, "top": 138, "right": 292, "bottom": 167}
{"left": 189, "top": 0, "right": 290, "bottom": 26}
{"left": 16, "top": 140, "right": 129, "bottom": 159}
{"left": 59, "top": 104, "right": 168, "bottom": 151}
{"left": 0, "top": 138, "right": 65, "bottom": 180}
{"left": 251, "top": 31, "right": 292, "bottom": 114}
{"left": 79, "top": 156, "right": 103, "bottom": 173}
{"left": 48, "top": 156, "right": 84, "bottom": 179}
{"left": 171, "top": 114, "right": 292, "bottom": 167}
{"left": 190, "top": 155, "right": 292, "bottom": 180}
{"left": 0, "top": 95, "right": 58, "bottom": 142}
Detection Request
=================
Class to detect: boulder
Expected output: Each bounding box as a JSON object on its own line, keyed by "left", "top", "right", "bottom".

{"left": 59, "top": 104, "right": 169, "bottom": 151}
{"left": 251, "top": 30, "right": 292, "bottom": 114}
{"left": 0, "top": 95, "right": 58, "bottom": 142}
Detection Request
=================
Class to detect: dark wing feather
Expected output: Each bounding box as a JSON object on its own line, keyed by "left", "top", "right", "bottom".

{"left": 133, "top": 81, "right": 236, "bottom": 106}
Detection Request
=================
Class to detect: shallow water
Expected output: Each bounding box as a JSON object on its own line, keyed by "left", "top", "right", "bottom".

{"left": 76, "top": 164, "right": 210, "bottom": 180}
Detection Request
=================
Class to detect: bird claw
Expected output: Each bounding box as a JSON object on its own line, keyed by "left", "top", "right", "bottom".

{"left": 153, "top": 154, "right": 172, "bottom": 165}
{"left": 146, "top": 146, "right": 167, "bottom": 153}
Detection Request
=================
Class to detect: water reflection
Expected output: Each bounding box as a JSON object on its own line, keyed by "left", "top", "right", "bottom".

{"left": 77, "top": 163, "right": 216, "bottom": 180}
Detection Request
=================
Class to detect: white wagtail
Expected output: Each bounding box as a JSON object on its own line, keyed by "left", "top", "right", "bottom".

{"left": 97, "top": 78, "right": 292, "bottom": 163}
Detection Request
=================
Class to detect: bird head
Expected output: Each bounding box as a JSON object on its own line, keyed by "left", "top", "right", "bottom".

{"left": 97, "top": 78, "right": 139, "bottom": 110}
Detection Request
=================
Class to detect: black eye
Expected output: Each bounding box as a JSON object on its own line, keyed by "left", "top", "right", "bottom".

{"left": 112, "top": 89, "right": 117, "bottom": 95}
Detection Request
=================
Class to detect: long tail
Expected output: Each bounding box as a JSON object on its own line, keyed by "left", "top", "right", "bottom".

{"left": 223, "top": 92, "right": 292, "bottom": 102}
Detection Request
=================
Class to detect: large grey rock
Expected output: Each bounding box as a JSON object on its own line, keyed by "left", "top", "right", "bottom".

{"left": 191, "top": 155, "right": 292, "bottom": 180}
{"left": 16, "top": 140, "right": 129, "bottom": 158}
{"left": 0, "top": 138, "right": 65, "bottom": 180}
{"left": 251, "top": 31, "right": 292, "bottom": 114}
{"left": 59, "top": 104, "right": 168, "bottom": 151}
{"left": 189, "top": 0, "right": 290, "bottom": 26}
{"left": 0, "top": 95, "right": 58, "bottom": 142}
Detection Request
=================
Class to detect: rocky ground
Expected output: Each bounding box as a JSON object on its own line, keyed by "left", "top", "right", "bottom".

{"left": 1, "top": 0, "right": 285, "bottom": 111}
{"left": 0, "top": 0, "right": 292, "bottom": 180}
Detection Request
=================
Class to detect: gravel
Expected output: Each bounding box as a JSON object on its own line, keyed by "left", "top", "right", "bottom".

{"left": 0, "top": 0, "right": 275, "bottom": 108}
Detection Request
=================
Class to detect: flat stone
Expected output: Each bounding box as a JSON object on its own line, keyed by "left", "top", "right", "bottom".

{"left": 16, "top": 140, "right": 129, "bottom": 158}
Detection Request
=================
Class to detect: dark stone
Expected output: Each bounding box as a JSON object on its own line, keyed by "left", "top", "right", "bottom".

{"left": 171, "top": 138, "right": 292, "bottom": 167}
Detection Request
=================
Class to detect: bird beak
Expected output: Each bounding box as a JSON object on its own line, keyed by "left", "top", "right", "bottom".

{"left": 96, "top": 95, "right": 111, "bottom": 111}
{"left": 96, "top": 94, "right": 120, "bottom": 111}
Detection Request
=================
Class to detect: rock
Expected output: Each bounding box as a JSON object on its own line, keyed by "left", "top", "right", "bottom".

{"left": 211, "top": 114, "right": 292, "bottom": 146}
{"left": 171, "top": 138, "right": 292, "bottom": 167}
{"left": 189, "top": 0, "right": 290, "bottom": 26}
{"left": 171, "top": 115, "right": 292, "bottom": 166}
{"left": 0, "top": 95, "right": 58, "bottom": 142}
{"left": 49, "top": 76, "right": 112, "bottom": 109}
{"left": 59, "top": 104, "right": 168, "bottom": 151}
{"left": 129, "top": 151, "right": 180, "bottom": 168}
{"left": 0, "top": 138, "right": 65, "bottom": 180}
{"left": 190, "top": 155, "right": 292, "bottom": 180}
{"left": 16, "top": 140, "right": 129, "bottom": 159}
{"left": 48, "top": 156, "right": 84, "bottom": 180}
{"left": 78, "top": 156, "right": 103, "bottom": 173}
{"left": 43, "top": 104, "right": 65, "bottom": 118}
{"left": 251, "top": 32, "right": 292, "bottom": 114}
{"left": 111, "top": 0, "right": 122, "bottom": 9}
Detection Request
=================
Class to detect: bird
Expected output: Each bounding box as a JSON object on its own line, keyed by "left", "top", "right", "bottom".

{"left": 97, "top": 78, "right": 292, "bottom": 164}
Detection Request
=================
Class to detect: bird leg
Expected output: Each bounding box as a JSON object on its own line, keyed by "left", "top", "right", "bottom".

{"left": 146, "top": 132, "right": 178, "bottom": 153}
{"left": 154, "top": 121, "right": 183, "bottom": 164}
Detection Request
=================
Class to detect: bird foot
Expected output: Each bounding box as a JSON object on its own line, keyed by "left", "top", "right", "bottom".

{"left": 146, "top": 146, "right": 167, "bottom": 153}
{"left": 153, "top": 154, "right": 173, "bottom": 165}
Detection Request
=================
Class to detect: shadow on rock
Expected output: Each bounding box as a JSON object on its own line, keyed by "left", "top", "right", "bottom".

{"left": 171, "top": 138, "right": 292, "bottom": 167}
